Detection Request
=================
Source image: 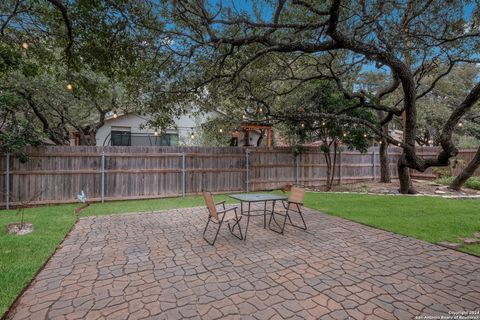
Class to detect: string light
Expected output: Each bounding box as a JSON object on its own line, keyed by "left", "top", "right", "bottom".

{"left": 258, "top": 107, "right": 263, "bottom": 113}
{"left": 379, "top": 141, "right": 383, "bottom": 145}
{"left": 242, "top": 114, "right": 246, "bottom": 120}
{"left": 300, "top": 122, "right": 305, "bottom": 128}
{"left": 190, "top": 131, "right": 195, "bottom": 139}
{"left": 66, "top": 83, "right": 73, "bottom": 91}
{"left": 343, "top": 132, "right": 347, "bottom": 137}
{"left": 113, "top": 110, "right": 118, "bottom": 118}
{"left": 428, "top": 139, "right": 433, "bottom": 144}
{"left": 458, "top": 122, "right": 463, "bottom": 127}
{"left": 22, "top": 42, "right": 29, "bottom": 50}
{"left": 219, "top": 128, "right": 223, "bottom": 133}
{"left": 363, "top": 133, "right": 367, "bottom": 138}
{"left": 154, "top": 129, "right": 158, "bottom": 136}
{"left": 322, "top": 121, "right": 326, "bottom": 126}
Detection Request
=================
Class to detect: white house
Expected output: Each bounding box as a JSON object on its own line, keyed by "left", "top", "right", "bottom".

{"left": 71, "top": 111, "right": 274, "bottom": 147}
{"left": 81, "top": 113, "right": 201, "bottom": 147}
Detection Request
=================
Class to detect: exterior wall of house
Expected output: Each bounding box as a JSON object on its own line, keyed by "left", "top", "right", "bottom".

{"left": 95, "top": 114, "right": 198, "bottom": 146}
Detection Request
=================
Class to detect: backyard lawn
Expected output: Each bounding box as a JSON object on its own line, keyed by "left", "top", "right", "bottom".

{"left": 1, "top": 193, "right": 479, "bottom": 316}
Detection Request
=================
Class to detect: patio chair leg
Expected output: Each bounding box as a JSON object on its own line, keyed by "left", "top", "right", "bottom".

{"left": 203, "top": 218, "right": 223, "bottom": 246}
{"left": 286, "top": 204, "right": 307, "bottom": 231}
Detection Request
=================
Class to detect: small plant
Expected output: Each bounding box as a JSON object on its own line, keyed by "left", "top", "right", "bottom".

{"left": 361, "top": 184, "right": 369, "bottom": 193}
{"left": 432, "top": 167, "right": 451, "bottom": 179}
{"left": 435, "top": 176, "right": 454, "bottom": 185}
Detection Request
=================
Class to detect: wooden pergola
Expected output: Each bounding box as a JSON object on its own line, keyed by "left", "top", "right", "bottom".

{"left": 240, "top": 123, "right": 272, "bottom": 147}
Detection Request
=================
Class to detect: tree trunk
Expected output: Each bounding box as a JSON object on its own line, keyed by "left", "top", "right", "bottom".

{"left": 330, "top": 141, "right": 338, "bottom": 189}
{"left": 379, "top": 123, "right": 391, "bottom": 182}
{"left": 449, "top": 146, "right": 480, "bottom": 191}
{"left": 324, "top": 150, "right": 332, "bottom": 191}
{"left": 398, "top": 156, "right": 417, "bottom": 194}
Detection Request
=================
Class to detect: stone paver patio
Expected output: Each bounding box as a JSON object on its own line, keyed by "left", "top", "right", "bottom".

{"left": 7, "top": 205, "right": 480, "bottom": 319}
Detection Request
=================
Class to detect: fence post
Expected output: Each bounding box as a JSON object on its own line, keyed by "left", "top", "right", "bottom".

{"left": 372, "top": 150, "right": 377, "bottom": 181}
{"left": 100, "top": 151, "right": 105, "bottom": 204}
{"left": 5, "top": 153, "right": 10, "bottom": 209}
{"left": 338, "top": 151, "right": 342, "bottom": 184}
{"left": 245, "top": 149, "right": 250, "bottom": 192}
{"left": 182, "top": 153, "right": 186, "bottom": 197}
{"left": 295, "top": 154, "right": 299, "bottom": 184}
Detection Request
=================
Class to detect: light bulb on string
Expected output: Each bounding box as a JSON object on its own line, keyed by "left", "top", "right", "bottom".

{"left": 190, "top": 131, "right": 195, "bottom": 139}
{"left": 154, "top": 129, "right": 158, "bottom": 136}
{"left": 363, "top": 133, "right": 367, "bottom": 138}
{"left": 458, "top": 122, "right": 463, "bottom": 127}
{"left": 219, "top": 128, "right": 223, "bottom": 133}
{"left": 66, "top": 83, "right": 73, "bottom": 91}
{"left": 113, "top": 110, "right": 118, "bottom": 118}
{"left": 343, "top": 132, "right": 347, "bottom": 137}
{"left": 22, "top": 42, "right": 29, "bottom": 50}
{"left": 322, "top": 121, "right": 326, "bottom": 126}
{"left": 242, "top": 114, "right": 246, "bottom": 120}
{"left": 300, "top": 122, "right": 305, "bottom": 128}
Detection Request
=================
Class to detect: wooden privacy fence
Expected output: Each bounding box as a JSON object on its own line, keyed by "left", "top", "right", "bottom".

{"left": 1, "top": 146, "right": 478, "bottom": 208}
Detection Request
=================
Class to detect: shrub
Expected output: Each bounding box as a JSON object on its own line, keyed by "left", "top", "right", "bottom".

{"left": 432, "top": 167, "right": 451, "bottom": 178}
{"left": 435, "top": 176, "right": 454, "bottom": 185}
{"left": 435, "top": 176, "right": 480, "bottom": 190}
{"left": 465, "top": 177, "right": 480, "bottom": 190}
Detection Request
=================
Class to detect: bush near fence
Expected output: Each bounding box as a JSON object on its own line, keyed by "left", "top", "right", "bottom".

{"left": 1, "top": 146, "right": 478, "bottom": 207}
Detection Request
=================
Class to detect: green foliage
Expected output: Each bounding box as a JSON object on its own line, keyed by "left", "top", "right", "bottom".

{"left": 0, "top": 121, "right": 42, "bottom": 162}
{"left": 283, "top": 81, "right": 375, "bottom": 153}
{"left": 432, "top": 167, "right": 451, "bottom": 179}
{"left": 0, "top": 0, "right": 174, "bottom": 148}
{"left": 435, "top": 176, "right": 480, "bottom": 190}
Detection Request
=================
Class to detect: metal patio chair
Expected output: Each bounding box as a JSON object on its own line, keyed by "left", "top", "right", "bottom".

{"left": 269, "top": 186, "right": 307, "bottom": 234}
{"left": 202, "top": 191, "right": 243, "bottom": 245}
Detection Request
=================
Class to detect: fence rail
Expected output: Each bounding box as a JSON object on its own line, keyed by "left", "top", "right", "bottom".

{"left": 1, "top": 146, "right": 478, "bottom": 207}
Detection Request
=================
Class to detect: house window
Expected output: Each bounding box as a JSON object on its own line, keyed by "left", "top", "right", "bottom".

{"left": 111, "top": 129, "right": 131, "bottom": 146}
{"left": 151, "top": 133, "right": 178, "bottom": 146}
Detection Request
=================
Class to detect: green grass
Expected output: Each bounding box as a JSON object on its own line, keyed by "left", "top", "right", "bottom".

{"left": 1, "top": 192, "right": 479, "bottom": 316}
{"left": 305, "top": 193, "right": 480, "bottom": 256}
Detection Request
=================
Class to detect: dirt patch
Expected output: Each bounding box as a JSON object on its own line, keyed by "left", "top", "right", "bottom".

{"left": 307, "top": 179, "right": 480, "bottom": 197}
{"left": 5, "top": 222, "right": 34, "bottom": 235}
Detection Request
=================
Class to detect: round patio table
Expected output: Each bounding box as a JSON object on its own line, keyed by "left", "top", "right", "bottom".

{"left": 228, "top": 193, "right": 288, "bottom": 241}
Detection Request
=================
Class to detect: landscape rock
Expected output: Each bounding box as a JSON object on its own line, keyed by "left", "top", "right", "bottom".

{"left": 460, "top": 238, "right": 480, "bottom": 245}
{"left": 437, "top": 242, "right": 463, "bottom": 250}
